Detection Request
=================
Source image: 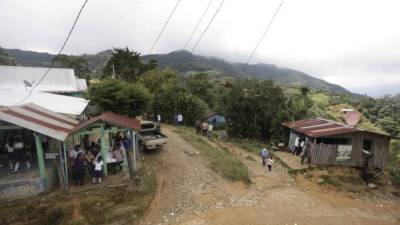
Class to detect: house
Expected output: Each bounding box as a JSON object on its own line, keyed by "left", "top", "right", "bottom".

{"left": 0, "top": 65, "right": 87, "bottom": 95}
{"left": 0, "top": 104, "right": 79, "bottom": 199}
{"left": 282, "top": 118, "right": 391, "bottom": 169}
{"left": 206, "top": 112, "right": 226, "bottom": 125}
{"left": 0, "top": 104, "right": 142, "bottom": 199}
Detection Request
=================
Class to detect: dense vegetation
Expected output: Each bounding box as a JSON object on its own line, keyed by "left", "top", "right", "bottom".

{"left": 0, "top": 47, "right": 17, "bottom": 66}
{"left": 2, "top": 47, "right": 352, "bottom": 95}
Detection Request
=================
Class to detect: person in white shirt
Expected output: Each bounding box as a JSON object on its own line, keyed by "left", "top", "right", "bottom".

{"left": 177, "top": 113, "right": 183, "bottom": 126}
{"left": 207, "top": 123, "right": 214, "bottom": 140}
{"left": 92, "top": 156, "right": 104, "bottom": 184}
{"left": 267, "top": 156, "right": 273, "bottom": 172}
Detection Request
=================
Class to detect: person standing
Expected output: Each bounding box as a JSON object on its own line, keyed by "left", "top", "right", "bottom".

{"left": 112, "top": 143, "right": 125, "bottom": 173}
{"left": 195, "top": 120, "right": 201, "bottom": 135}
{"left": 92, "top": 156, "right": 104, "bottom": 184}
{"left": 201, "top": 122, "right": 208, "bottom": 136}
{"left": 72, "top": 152, "right": 85, "bottom": 186}
{"left": 5, "top": 137, "right": 15, "bottom": 171}
{"left": 177, "top": 113, "right": 183, "bottom": 126}
{"left": 260, "top": 147, "right": 269, "bottom": 166}
{"left": 157, "top": 114, "right": 161, "bottom": 123}
{"left": 12, "top": 136, "right": 31, "bottom": 172}
{"left": 267, "top": 156, "right": 273, "bottom": 172}
{"left": 301, "top": 139, "right": 312, "bottom": 164}
{"left": 293, "top": 136, "right": 300, "bottom": 155}
{"left": 207, "top": 123, "right": 214, "bottom": 140}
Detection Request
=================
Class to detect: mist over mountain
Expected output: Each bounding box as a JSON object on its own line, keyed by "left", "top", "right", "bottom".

{"left": 3, "top": 47, "right": 352, "bottom": 95}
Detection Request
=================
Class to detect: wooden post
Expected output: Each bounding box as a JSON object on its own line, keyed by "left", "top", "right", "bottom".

{"left": 62, "top": 142, "right": 69, "bottom": 193}
{"left": 100, "top": 125, "right": 108, "bottom": 176}
{"left": 125, "top": 129, "right": 135, "bottom": 179}
{"left": 34, "top": 134, "right": 46, "bottom": 179}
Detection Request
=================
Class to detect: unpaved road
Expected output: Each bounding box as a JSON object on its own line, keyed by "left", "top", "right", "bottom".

{"left": 138, "top": 126, "right": 400, "bottom": 225}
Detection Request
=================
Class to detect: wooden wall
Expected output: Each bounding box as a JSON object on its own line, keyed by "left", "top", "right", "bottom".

{"left": 308, "top": 132, "right": 390, "bottom": 169}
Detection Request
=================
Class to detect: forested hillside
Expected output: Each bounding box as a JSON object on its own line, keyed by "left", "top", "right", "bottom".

{"left": 2, "top": 47, "right": 351, "bottom": 94}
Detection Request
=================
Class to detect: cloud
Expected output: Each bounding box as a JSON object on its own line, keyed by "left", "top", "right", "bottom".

{"left": 0, "top": 0, "right": 399, "bottom": 96}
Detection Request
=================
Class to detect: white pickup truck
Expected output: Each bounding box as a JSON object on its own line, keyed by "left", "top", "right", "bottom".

{"left": 138, "top": 121, "right": 167, "bottom": 151}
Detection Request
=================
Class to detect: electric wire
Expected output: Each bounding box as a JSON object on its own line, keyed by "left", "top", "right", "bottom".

{"left": 15, "top": 0, "right": 90, "bottom": 105}
{"left": 191, "top": 0, "right": 225, "bottom": 53}
{"left": 243, "top": 0, "right": 286, "bottom": 74}
{"left": 148, "top": 0, "right": 182, "bottom": 54}
{"left": 183, "top": 0, "right": 213, "bottom": 50}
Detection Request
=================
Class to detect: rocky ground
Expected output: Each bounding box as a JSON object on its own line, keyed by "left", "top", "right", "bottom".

{"left": 137, "top": 125, "right": 400, "bottom": 225}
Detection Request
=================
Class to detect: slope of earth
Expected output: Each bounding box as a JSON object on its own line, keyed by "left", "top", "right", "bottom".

{"left": 138, "top": 125, "right": 400, "bottom": 225}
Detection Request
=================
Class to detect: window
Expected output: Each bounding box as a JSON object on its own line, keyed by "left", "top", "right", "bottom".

{"left": 336, "top": 145, "right": 352, "bottom": 162}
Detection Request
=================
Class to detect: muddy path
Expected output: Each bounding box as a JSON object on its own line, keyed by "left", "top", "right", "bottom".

{"left": 137, "top": 126, "right": 400, "bottom": 225}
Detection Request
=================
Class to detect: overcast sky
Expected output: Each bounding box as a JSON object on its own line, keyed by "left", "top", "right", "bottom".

{"left": 1, "top": 0, "right": 399, "bottom": 97}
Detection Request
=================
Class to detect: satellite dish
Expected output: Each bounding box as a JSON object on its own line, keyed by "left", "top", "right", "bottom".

{"left": 345, "top": 111, "right": 361, "bottom": 127}
{"left": 23, "top": 80, "right": 35, "bottom": 90}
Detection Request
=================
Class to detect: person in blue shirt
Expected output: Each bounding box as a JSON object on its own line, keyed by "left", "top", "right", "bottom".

{"left": 260, "top": 147, "right": 269, "bottom": 166}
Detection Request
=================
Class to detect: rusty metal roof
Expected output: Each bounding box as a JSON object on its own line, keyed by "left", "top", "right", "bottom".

{"left": 72, "top": 112, "right": 141, "bottom": 133}
{"left": 0, "top": 103, "right": 79, "bottom": 141}
{"left": 282, "top": 118, "right": 361, "bottom": 138}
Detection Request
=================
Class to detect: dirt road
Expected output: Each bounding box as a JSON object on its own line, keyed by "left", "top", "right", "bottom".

{"left": 138, "top": 126, "right": 400, "bottom": 225}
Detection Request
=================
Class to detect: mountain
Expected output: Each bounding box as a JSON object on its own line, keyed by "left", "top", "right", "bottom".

{"left": 3, "top": 48, "right": 351, "bottom": 94}
{"left": 143, "top": 51, "right": 350, "bottom": 94}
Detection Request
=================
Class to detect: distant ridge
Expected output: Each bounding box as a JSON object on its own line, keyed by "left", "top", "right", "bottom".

{"left": 3, "top": 47, "right": 351, "bottom": 94}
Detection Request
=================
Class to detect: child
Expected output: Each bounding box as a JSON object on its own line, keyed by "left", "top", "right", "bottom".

{"left": 92, "top": 156, "right": 103, "bottom": 184}
{"left": 267, "top": 156, "right": 273, "bottom": 172}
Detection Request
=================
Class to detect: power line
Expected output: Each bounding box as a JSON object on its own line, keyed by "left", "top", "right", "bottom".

{"left": 148, "top": 0, "right": 182, "bottom": 54}
{"left": 15, "top": 0, "right": 90, "bottom": 105}
{"left": 183, "top": 0, "right": 214, "bottom": 50}
{"left": 243, "top": 0, "right": 286, "bottom": 73}
{"left": 191, "top": 0, "right": 225, "bottom": 53}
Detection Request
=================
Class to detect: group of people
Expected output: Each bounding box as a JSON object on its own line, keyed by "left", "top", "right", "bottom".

{"left": 195, "top": 120, "right": 214, "bottom": 139}
{"left": 260, "top": 148, "right": 273, "bottom": 172}
{"left": 69, "top": 137, "right": 128, "bottom": 186}
{"left": 293, "top": 136, "right": 312, "bottom": 164}
{"left": 3, "top": 136, "right": 31, "bottom": 173}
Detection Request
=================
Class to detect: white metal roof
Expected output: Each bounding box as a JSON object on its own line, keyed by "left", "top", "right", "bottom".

{"left": 0, "top": 89, "right": 88, "bottom": 116}
{"left": 76, "top": 79, "right": 88, "bottom": 92}
{"left": 0, "top": 65, "right": 86, "bottom": 93}
{"left": 0, "top": 104, "right": 79, "bottom": 141}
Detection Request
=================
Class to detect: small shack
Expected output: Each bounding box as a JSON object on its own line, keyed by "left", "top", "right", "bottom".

{"left": 0, "top": 104, "right": 78, "bottom": 199}
{"left": 69, "top": 112, "right": 141, "bottom": 177}
{"left": 206, "top": 112, "right": 226, "bottom": 125}
{"left": 282, "top": 118, "right": 391, "bottom": 169}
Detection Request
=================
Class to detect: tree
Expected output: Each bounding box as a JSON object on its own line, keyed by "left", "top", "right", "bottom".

{"left": 53, "top": 54, "right": 91, "bottom": 78}
{"left": 86, "top": 79, "right": 152, "bottom": 117}
{"left": 103, "top": 48, "right": 157, "bottom": 81}
{"left": 157, "top": 84, "right": 207, "bottom": 125}
{"left": 223, "top": 79, "right": 288, "bottom": 139}
{"left": 186, "top": 73, "right": 216, "bottom": 108}
{"left": 139, "top": 68, "right": 180, "bottom": 93}
{"left": 0, "top": 47, "right": 17, "bottom": 66}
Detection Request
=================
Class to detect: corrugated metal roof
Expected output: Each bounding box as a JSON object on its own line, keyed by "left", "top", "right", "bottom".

{"left": 283, "top": 118, "right": 390, "bottom": 138}
{"left": 0, "top": 104, "right": 79, "bottom": 141}
{"left": 76, "top": 79, "right": 88, "bottom": 92}
{"left": 282, "top": 118, "right": 360, "bottom": 138}
{"left": 0, "top": 65, "right": 86, "bottom": 93}
{"left": 72, "top": 112, "right": 141, "bottom": 134}
{"left": 0, "top": 90, "right": 88, "bottom": 116}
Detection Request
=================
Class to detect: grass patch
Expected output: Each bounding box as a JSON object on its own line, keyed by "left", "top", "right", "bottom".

{"left": 0, "top": 163, "right": 156, "bottom": 225}
{"left": 175, "top": 127, "right": 250, "bottom": 183}
{"left": 246, "top": 155, "right": 256, "bottom": 161}
{"left": 320, "top": 175, "right": 342, "bottom": 187}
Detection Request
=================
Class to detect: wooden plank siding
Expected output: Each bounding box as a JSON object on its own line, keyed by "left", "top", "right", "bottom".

{"left": 310, "top": 143, "right": 338, "bottom": 166}
{"left": 307, "top": 132, "right": 390, "bottom": 169}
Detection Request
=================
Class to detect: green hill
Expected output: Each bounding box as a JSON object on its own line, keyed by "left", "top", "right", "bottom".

{"left": 3, "top": 47, "right": 351, "bottom": 94}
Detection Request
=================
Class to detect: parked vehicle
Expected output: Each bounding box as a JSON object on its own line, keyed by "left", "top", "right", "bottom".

{"left": 138, "top": 120, "right": 167, "bottom": 151}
